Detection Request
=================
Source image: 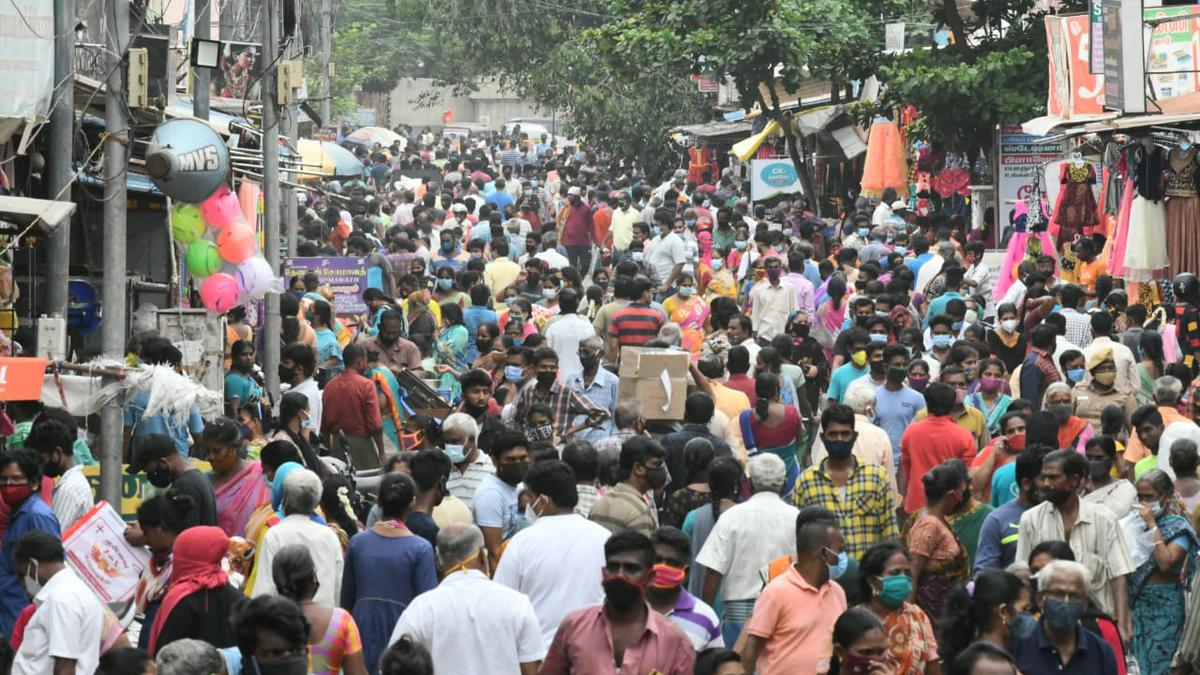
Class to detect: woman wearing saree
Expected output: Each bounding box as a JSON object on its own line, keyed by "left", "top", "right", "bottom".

{"left": 858, "top": 542, "right": 941, "bottom": 675}
{"left": 1130, "top": 469, "right": 1200, "bottom": 675}
{"left": 814, "top": 276, "right": 848, "bottom": 364}
{"left": 204, "top": 417, "right": 270, "bottom": 539}
{"left": 366, "top": 351, "right": 404, "bottom": 455}
{"left": 662, "top": 273, "right": 709, "bottom": 358}
{"left": 1044, "top": 382, "right": 1094, "bottom": 453}
{"left": 907, "top": 461, "right": 971, "bottom": 629}
{"left": 434, "top": 302, "right": 470, "bottom": 401}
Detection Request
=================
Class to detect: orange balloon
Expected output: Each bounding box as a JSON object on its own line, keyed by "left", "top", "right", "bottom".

{"left": 217, "top": 223, "right": 256, "bottom": 264}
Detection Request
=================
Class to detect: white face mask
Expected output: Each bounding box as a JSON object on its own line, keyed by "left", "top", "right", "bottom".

{"left": 23, "top": 560, "right": 40, "bottom": 598}
{"left": 524, "top": 494, "right": 546, "bottom": 526}
{"left": 1000, "top": 319, "right": 1019, "bottom": 333}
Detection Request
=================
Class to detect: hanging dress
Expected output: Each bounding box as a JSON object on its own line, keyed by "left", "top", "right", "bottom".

{"left": 1166, "top": 146, "right": 1200, "bottom": 277}
{"left": 1049, "top": 162, "right": 1098, "bottom": 249}
{"left": 1125, "top": 145, "right": 1170, "bottom": 283}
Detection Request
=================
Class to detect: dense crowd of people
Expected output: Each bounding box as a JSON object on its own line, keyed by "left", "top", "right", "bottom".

{"left": 7, "top": 126, "right": 1200, "bottom": 674}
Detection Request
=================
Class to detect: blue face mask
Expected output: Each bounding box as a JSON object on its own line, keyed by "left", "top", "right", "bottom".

{"left": 678, "top": 286, "right": 695, "bottom": 298}
{"left": 711, "top": 259, "right": 724, "bottom": 271}
{"left": 932, "top": 334, "right": 953, "bottom": 349}
{"left": 894, "top": 246, "right": 907, "bottom": 255}
{"left": 437, "top": 278, "right": 453, "bottom": 290}
{"left": 441, "top": 241, "right": 456, "bottom": 253}
{"left": 444, "top": 443, "right": 466, "bottom": 464}
{"left": 1066, "top": 367, "right": 1085, "bottom": 383}
{"left": 685, "top": 219, "right": 696, "bottom": 227}
{"left": 504, "top": 365, "right": 525, "bottom": 383}
{"left": 1009, "top": 611, "right": 1038, "bottom": 642}
{"left": 951, "top": 321, "right": 964, "bottom": 331}
{"left": 826, "top": 548, "right": 849, "bottom": 581}
{"left": 651, "top": 226, "right": 662, "bottom": 238}
{"left": 857, "top": 227, "right": 869, "bottom": 237}
{"left": 869, "top": 332, "right": 888, "bottom": 344}
{"left": 632, "top": 251, "right": 644, "bottom": 262}
{"left": 735, "top": 240, "right": 748, "bottom": 250}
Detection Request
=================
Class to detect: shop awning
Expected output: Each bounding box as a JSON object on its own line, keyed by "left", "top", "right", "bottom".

{"left": 831, "top": 126, "right": 867, "bottom": 158}
{"left": 671, "top": 120, "right": 753, "bottom": 139}
{"left": 0, "top": 196, "right": 76, "bottom": 234}
{"left": 731, "top": 120, "right": 781, "bottom": 161}
{"left": 1022, "top": 111, "right": 1200, "bottom": 138}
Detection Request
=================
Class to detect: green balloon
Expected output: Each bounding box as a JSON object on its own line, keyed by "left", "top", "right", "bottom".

{"left": 185, "top": 240, "right": 221, "bottom": 278}
{"left": 172, "top": 204, "right": 207, "bottom": 244}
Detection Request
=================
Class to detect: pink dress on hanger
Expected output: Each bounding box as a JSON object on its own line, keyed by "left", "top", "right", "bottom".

{"left": 997, "top": 202, "right": 1058, "bottom": 300}
{"left": 1106, "top": 158, "right": 1136, "bottom": 277}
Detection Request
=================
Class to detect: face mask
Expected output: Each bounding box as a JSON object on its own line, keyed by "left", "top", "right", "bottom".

{"left": 542, "top": 288, "right": 558, "bottom": 299}
{"left": 650, "top": 563, "right": 687, "bottom": 589}
{"left": 842, "top": 652, "right": 888, "bottom": 675}
{"left": 766, "top": 268, "right": 782, "bottom": 283}
{"left": 278, "top": 365, "right": 296, "bottom": 385}
{"left": 1150, "top": 502, "right": 1164, "bottom": 518}
{"left": 524, "top": 495, "right": 546, "bottom": 526}
{"left": 444, "top": 443, "right": 466, "bottom": 464}
{"left": 1093, "top": 371, "right": 1117, "bottom": 387}
{"left": 825, "top": 439, "right": 855, "bottom": 460}
{"left": 631, "top": 251, "right": 644, "bottom": 262}
{"left": 504, "top": 365, "right": 525, "bottom": 383}
{"left": 441, "top": 241, "right": 456, "bottom": 253}
{"left": 932, "top": 334, "right": 952, "bottom": 349}
{"left": 1042, "top": 597, "right": 1085, "bottom": 632}
{"left": 876, "top": 573, "right": 912, "bottom": 609}
{"left": 0, "top": 485, "right": 32, "bottom": 507}
{"left": 857, "top": 227, "right": 869, "bottom": 237}
{"left": 678, "top": 286, "right": 695, "bottom": 298}
{"left": 240, "top": 425, "right": 253, "bottom": 440}
{"left": 579, "top": 354, "right": 600, "bottom": 371}
{"left": 850, "top": 350, "right": 868, "bottom": 367}
{"left": 1048, "top": 402, "right": 1073, "bottom": 425}
{"left": 651, "top": 226, "right": 662, "bottom": 238}
{"left": 497, "top": 461, "right": 528, "bottom": 486}
{"left": 1010, "top": 610, "right": 1039, "bottom": 642}
{"left": 827, "top": 548, "right": 849, "bottom": 581}
{"left": 526, "top": 244, "right": 538, "bottom": 254}
{"left": 253, "top": 655, "right": 310, "bottom": 675}
{"left": 908, "top": 376, "right": 929, "bottom": 392}
{"left": 735, "top": 240, "right": 748, "bottom": 250}
{"left": 41, "top": 455, "right": 62, "bottom": 479}
{"left": 476, "top": 338, "right": 493, "bottom": 353}
{"left": 979, "top": 376, "right": 1003, "bottom": 394}
{"left": 685, "top": 219, "right": 697, "bottom": 227}
{"left": 869, "top": 332, "right": 888, "bottom": 344}
{"left": 792, "top": 324, "right": 810, "bottom": 339}
{"left": 22, "top": 560, "right": 40, "bottom": 598}
{"left": 895, "top": 245, "right": 907, "bottom": 255}
{"left": 711, "top": 259, "right": 723, "bottom": 271}
{"left": 886, "top": 365, "right": 908, "bottom": 383}
{"left": 529, "top": 423, "right": 554, "bottom": 442}
{"left": 1088, "top": 459, "right": 1110, "bottom": 481}
{"left": 437, "top": 278, "right": 454, "bottom": 290}
{"left": 601, "top": 573, "right": 646, "bottom": 609}
{"left": 1066, "top": 367, "right": 1085, "bottom": 384}
{"left": 535, "top": 371, "right": 557, "bottom": 388}
{"left": 951, "top": 321, "right": 964, "bottom": 331}
{"left": 1001, "top": 319, "right": 1019, "bottom": 333}
{"left": 1007, "top": 433, "right": 1026, "bottom": 451}
{"left": 644, "top": 465, "right": 668, "bottom": 490}
{"left": 145, "top": 464, "right": 172, "bottom": 489}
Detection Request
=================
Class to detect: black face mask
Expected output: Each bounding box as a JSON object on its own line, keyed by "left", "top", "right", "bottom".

{"left": 42, "top": 456, "right": 63, "bottom": 479}
{"left": 644, "top": 465, "right": 668, "bottom": 490}
{"left": 252, "top": 655, "right": 310, "bottom": 675}
{"left": 497, "top": 461, "right": 529, "bottom": 486}
{"left": 602, "top": 576, "right": 645, "bottom": 609}
{"left": 278, "top": 366, "right": 297, "bottom": 385}
{"left": 579, "top": 354, "right": 600, "bottom": 371}
{"left": 1089, "top": 459, "right": 1110, "bottom": 481}
{"left": 536, "top": 371, "right": 557, "bottom": 388}
{"left": 146, "top": 465, "right": 171, "bottom": 489}
{"left": 792, "top": 324, "right": 810, "bottom": 339}
{"left": 869, "top": 360, "right": 885, "bottom": 376}
{"left": 463, "top": 400, "right": 488, "bottom": 417}
{"left": 476, "top": 338, "right": 493, "bottom": 353}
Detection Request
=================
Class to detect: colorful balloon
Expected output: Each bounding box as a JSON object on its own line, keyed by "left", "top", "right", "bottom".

{"left": 200, "top": 273, "right": 241, "bottom": 313}
{"left": 199, "top": 186, "right": 242, "bottom": 230}
{"left": 216, "top": 223, "right": 256, "bottom": 264}
{"left": 235, "top": 256, "right": 275, "bottom": 298}
{"left": 171, "top": 204, "right": 206, "bottom": 244}
{"left": 184, "top": 240, "right": 221, "bottom": 278}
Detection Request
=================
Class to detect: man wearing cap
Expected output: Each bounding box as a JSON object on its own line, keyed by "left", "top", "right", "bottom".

{"left": 1072, "top": 347, "right": 1137, "bottom": 435}
{"left": 558, "top": 186, "right": 596, "bottom": 274}
{"left": 126, "top": 433, "right": 218, "bottom": 531}
{"left": 885, "top": 200, "right": 910, "bottom": 231}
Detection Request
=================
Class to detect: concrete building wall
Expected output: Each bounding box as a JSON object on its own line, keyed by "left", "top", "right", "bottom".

{"left": 382, "top": 78, "right": 543, "bottom": 129}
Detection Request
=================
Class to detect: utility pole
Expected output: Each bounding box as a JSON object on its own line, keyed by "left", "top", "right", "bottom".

{"left": 193, "top": 0, "right": 210, "bottom": 119}
{"left": 100, "top": 0, "right": 130, "bottom": 506}
{"left": 218, "top": 0, "right": 232, "bottom": 41}
{"left": 283, "top": 30, "right": 300, "bottom": 257}
{"left": 320, "top": 0, "right": 331, "bottom": 125}
{"left": 261, "top": 0, "right": 281, "bottom": 401}
{"left": 45, "top": 0, "right": 76, "bottom": 320}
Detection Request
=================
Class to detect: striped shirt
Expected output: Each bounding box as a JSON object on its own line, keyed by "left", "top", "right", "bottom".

{"left": 447, "top": 452, "right": 495, "bottom": 507}
{"left": 588, "top": 483, "right": 657, "bottom": 537}
{"left": 513, "top": 382, "right": 604, "bottom": 444}
{"left": 608, "top": 303, "right": 664, "bottom": 347}
{"left": 51, "top": 465, "right": 94, "bottom": 532}
{"left": 666, "top": 590, "right": 724, "bottom": 651}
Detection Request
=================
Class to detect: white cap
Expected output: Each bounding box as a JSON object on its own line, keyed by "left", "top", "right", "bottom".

{"left": 451, "top": 203, "right": 468, "bottom": 213}
{"left": 567, "top": 186, "right": 582, "bottom": 196}
{"left": 891, "top": 200, "right": 907, "bottom": 210}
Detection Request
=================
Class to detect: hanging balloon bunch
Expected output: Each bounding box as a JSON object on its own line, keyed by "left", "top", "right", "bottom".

{"left": 147, "top": 118, "right": 281, "bottom": 315}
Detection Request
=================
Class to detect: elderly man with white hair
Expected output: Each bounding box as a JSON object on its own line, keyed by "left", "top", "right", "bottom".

{"left": 696, "top": 453, "right": 799, "bottom": 646}
{"left": 391, "top": 523, "right": 544, "bottom": 674}
{"left": 809, "top": 384, "right": 898, "bottom": 505}
{"left": 251, "top": 467, "right": 344, "bottom": 606}
{"left": 1121, "top": 376, "right": 1200, "bottom": 478}
{"left": 442, "top": 412, "right": 495, "bottom": 506}
{"left": 1010, "top": 559, "right": 1120, "bottom": 675}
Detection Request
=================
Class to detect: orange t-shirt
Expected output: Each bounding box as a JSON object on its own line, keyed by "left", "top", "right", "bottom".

{"left": 1077, "top": 258, "right": 1108, "bottom": 293}
{"left": 746, "top": 565, "right": 847, "bottom": 673}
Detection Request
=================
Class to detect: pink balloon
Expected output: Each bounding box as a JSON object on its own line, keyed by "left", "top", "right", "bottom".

{"left": 217, "top": 223, "right": 257, "bottom": 264}
{"left": 199, "top": 186, "right": 242, "bottom": 230}
{"left": 200, "top": 273, "right": 240, "bottom": 313}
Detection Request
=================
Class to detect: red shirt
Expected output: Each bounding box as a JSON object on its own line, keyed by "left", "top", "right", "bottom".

{"left": 540, "top": 604, "right": 695, "bottom": 675}
{"left": 561, "top": 200, "right": 596, "bottom": 247}
{"left": 900, "top": 415, "right": 976, "bottom": 512}
{"left": 724, "top": 373, "right": 758, "bottom": 405}
{"left": 321, "top": 369, "right": 383, "bottom": 438}
{"left": 609, "top": 304, "right": 664, "bottom": 347}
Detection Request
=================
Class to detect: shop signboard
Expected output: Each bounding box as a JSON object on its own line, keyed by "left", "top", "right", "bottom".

{"left": 996, "top": 126, "right": 1065, "bottom": 238}
{"left": 1144, "top": 6, "right": 1200, "bottom": 102}
{"left": 1103, "top": 0, "right": 1146, "bottom": 113}
{"left": 0, "top": 0, "right": 54, "bottom": 124}
{"left": 283, "top": 257, "right": 369, "bottom": 316}
{"left": 1046, "top": 14, "right": 1104, "bottom": 119}
{"left": 749, "top": 159, "right": 803, "bottom": 202}
{"left": 1090, "top": 0, "right": 1105, "bottom": 73}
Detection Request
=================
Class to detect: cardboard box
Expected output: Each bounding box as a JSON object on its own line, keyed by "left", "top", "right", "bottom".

{"left": 618, "top": 347, "right": 690, "bottom": 420}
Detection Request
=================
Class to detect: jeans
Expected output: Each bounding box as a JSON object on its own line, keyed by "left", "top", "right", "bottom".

{"left": 566, "top": 245, "right": 592, "bottom": 275}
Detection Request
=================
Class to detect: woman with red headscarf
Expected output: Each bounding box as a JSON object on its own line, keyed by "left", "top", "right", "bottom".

{"left": 146, "top": 525, "right": 244, "bottom": 656}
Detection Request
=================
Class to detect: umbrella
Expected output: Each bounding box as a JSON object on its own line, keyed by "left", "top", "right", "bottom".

{"left": 344, "top": 126, "right": 404, "bottom": 148}
{"left": 296, "top": 139, "right": 364, "bottom": 181}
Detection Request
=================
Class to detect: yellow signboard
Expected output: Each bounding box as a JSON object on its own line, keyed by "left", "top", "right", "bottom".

{"left": 82, "top": 460, "right": 213, "bottom": 521}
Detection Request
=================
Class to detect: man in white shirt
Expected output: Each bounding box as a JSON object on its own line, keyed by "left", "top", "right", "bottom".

{"left": 748, "top": 256, "right": 799, "bottom": 342}
{"left": 494, "top": 460, "right": 610, "bottom": 649}
{"left": 280, "top": 343, "right": 322, "bottom": 434}
{"left": 251, "top": 468, "right": 343, "bottom": 605}
{"left": 696, "top": 454, "right": 799, "bottom": 646}
{"left": 544, "top": 289, "right": 596, "bottom": 377}
{"left": 648, "top": 213, "right": 687, "bottom": 293}
{"left": 391, "top": 523, "right": 544, "bottom": 675}
{"left": 26, "top": 417, "right": 93, "bottom": 531}
{"left": 11, "top": 531, "right": 102, "bottom": 675}
{"left": 534, "top": 232, "right": 570, "bottom": 270}
{"left": 871, "top": 189, "right": 897, "bottom": 226}
{"left": 963, "top": 242, "right": 995, "bottom": 314}
{"left": 999, "top": 260, "right": 1039, "bottom": 310}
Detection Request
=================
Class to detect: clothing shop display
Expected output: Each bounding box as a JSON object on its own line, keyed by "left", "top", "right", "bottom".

{"left": 1049, "top": 161, "right": 1098, "bottom": 248}
{"left": 1166, "top": 146, "right": 1200, "bottom": 277}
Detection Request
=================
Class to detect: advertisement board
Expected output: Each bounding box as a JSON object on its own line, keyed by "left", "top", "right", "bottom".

{"left": 283, "top": 257, "right": 369, "bottom": 316}
{"left": 997, "top": 126, "right": 1066, "bottom": 238}
{"left": 749, "top": 159, "right": 803, "bottom": 202}
{"left": 1046, "top": 14, "right": 1104, "bottom": 119}
{"left": 1144, "top": 6, "right": 1200, "bottom": 102}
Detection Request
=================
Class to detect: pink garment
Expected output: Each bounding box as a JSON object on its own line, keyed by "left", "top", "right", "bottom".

{"left": 1109, "top": 167, "right": 1136, "bottom": 276}
{"left": 997, "top": 201, "right": 1057, "bottom": 300}
{"left": 1165, "top": 323, "right": 1181, "bottom": 363}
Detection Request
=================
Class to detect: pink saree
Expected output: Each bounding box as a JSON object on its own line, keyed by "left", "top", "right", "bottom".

{"left": 215, "top": 461, "right": 271, "bottom": 538}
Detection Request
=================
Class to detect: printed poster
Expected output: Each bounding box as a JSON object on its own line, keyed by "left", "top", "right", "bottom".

{"left": 283, "top": 257, "right": 369, "bottom": 316}
{"left": 63, "top": 501, "right": 150, "bottom": 603}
